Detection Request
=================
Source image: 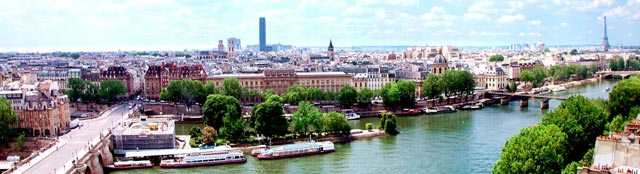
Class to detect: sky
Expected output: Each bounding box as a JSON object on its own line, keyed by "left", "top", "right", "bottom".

{"left": 1, "top": 0, "right": 639, "bottom": 52}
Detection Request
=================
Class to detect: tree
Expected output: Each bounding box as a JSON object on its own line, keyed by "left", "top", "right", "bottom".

{"left": 322, "top": 112, "right": 351, "bottom": 135}
{"left": 379, "top": 112, "right": 399, "bottom": 135}
{"left": 17, "top": 133, "right": 25, "bottom": 152}
{"left": 609, "top": 59, "right": 619, "bottom": 71}
{"left": 252, "top": 95, "right": 289, "bottom": 138}
{"left": 489, "top": 54, "right": 505, "bottom": 62}
{"left": 219, "top": 104, "right": 247, "bottom": 142}
{"left": 562, "top": 161, "right": 581, "bottom": 174}
{"left": 325, "top": 91, "right": 337, "bottom": 101}
{"left": 605, "top": 115, "right": 630, "bottom": 135}
{"left": 84, "top": 83, "right": 100, "bottom": 103}
{"left": 307, "top": 87, "right": 325, "bottom": 101}
{"left": 608, "top": 76, "right": 640, "bottom": 120}
{"left": 66, "top": 78, "right": 86, "bottom": 102}
{"left": 357, "top": 88, "right": 374, "bottom": 107}
{"left": 200, "top": 82, "right": 219, "bottom": 104}
{"left": 493, "top": 124, "right": 569, "bottom": 174}
{"left": 222, "top": 78, "right": 243, "bottom": 100}
{"left": 263, "top": 89, "right": 276, "bottom": 100}
{"left": 541, "top": 95, "right": 608, "bottom": 163}
{"left": 519, "top": 70, "right": 536, "bottom": 87}
{"left": 590, "top": 64, "right": 599, "bottom": 74}
{"left": 396, "top": 80, "right": 416, "bottom": 107}
{"left": 337, "top": 86, "right": 358, "bottom": 108}
{"left": 569, "top": 49, "right": 578, "bottom": 55}
{"left": 422, "top": 74, "right": 442, "bottom": 106}
{"left": 626, "top": 59, "right": 640, "bottom": 70}
{"left": 617, "top": 58, "right": 626, "bottom": 71}
{"left": 160, "top": 79, "right": 201, "bottom": 106}
{"left": 506, "top": 80, "right": 517, "bottom": 93}
{"left": 98, "top": 79, "right": 127, "bottom": 103}
{"left": 201, "top": 126, "right": 218, "bottom": 145}
{"left": 202, "top": 94, "right": 242, "bottom": 131}
{"left": 291, "top": 101, "right": 324, "bottom": 136}
{"left": 533, "top": 65, "right": 548, "bottom": 85}
{"left": 380, "top": 83, "right": 401, "bottom": 108}
{"left": 70, "top": 53, "right": 80, "bottom": 59}
{"left": 0, "top": 98, "right": 18, "bottom": 145}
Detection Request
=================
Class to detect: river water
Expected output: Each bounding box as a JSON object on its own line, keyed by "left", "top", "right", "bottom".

{"left": 113, "top": 79, "right": 617, "bottom": 174}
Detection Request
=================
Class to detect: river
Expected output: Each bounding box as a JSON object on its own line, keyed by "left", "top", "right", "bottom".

{"left": 113, "top": 79, "right": 617, "bottom": 174}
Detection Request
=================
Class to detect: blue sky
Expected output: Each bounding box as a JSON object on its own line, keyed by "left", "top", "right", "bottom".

{"left": 1, "top": 0, "right": 639, "bottom": 52}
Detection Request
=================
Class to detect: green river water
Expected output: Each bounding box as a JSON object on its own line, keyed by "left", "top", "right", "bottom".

{"left": 113, "top": 79, "right": 617, "bottom": 174}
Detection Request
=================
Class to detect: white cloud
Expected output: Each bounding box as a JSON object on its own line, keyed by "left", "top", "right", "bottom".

{"left": 464, "top": 13, "right": 491, "bottom": 21}
{"left": 529, "top": 20, "right": 542, "bottom": 26}
{"left": 559, "top": 22, "right": 570, "bottom": 27}
{"left": 505, "top": 1, "right": 524, "bottom": 13}
{"left": 468, "top": 0, "right": 496, "bottom": 14}
{"left": 604, "top": 0, "right": 640, "bottom": 21}
{"left": 497, "top": 14, "right": 525, "bottom": 23}
{"left": 519, "top": 32, "right": 542, "bottom": 37}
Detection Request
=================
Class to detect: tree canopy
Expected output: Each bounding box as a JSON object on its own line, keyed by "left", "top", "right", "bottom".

{"left": 160, "top": 79, "right": 214, "bottom": 106}
{"left": 489, "top": 54, "right": 505, "bottom": 62}
{"left": 66, "top": 77, "right": 87, "bottom": 102}
{"left": 322, "top": 112, "right": 351, "bottom": 135}
{"left": 337, "top": 86, "right": 358, "bottom": 108}
{"left": 251, "top": 95, "right": 289, "bottom": 138}
{"left": 379, "top": 112, "right": 399, "bottom": 135}
{"left": 0, "top": 98, "right": 18, "bottom": 145}
{"left": 290, "top": 101, "right": 324, "bottom": 136}
{"left": 222, "top": 78, "right": 244, "bottom": 100}
{"left": 519, "top": 70, "right": 536, "bottom": 87}
{"left": 608, "top": 75, "right": 640, "bottom": 120}
{"left": 98, "top": 79, "right": 127, "bottom": 103}
{"left": 541, "top": 95, "right": 608, "bottom": 163}
{"left": 357, "top": 88, "right": 374, "bottom": 107}
{"left": 202, "top": 94, "right": 242, "bottom": 131}
{"left": 493, "top": 124, "right": 569, "bottom": 174}
{"left": 507, "top": 80, "right": 517, "bottom": 93}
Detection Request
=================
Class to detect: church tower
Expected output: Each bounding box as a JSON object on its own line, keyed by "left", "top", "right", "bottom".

{"left": 328, "top": 40, "right": 334, "bottom": 61}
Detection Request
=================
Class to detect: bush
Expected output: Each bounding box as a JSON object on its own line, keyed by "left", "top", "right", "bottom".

{"left": 365, "top": 123, "right": 373, "bottom": 131}
{"left": 189, "top": 138, "right": 199, "bottom": 148}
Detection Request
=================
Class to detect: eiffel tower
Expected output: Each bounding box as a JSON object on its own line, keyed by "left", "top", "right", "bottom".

{"left": 602, "top": 16, "right": 610, "bottom": 52}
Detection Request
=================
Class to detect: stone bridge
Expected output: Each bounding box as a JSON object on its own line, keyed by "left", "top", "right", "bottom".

{"left": 596, "top": 70, "right": 640, "bottom": 79}
{"left": 65, "top": 132, "right": 113, "bottom": 174}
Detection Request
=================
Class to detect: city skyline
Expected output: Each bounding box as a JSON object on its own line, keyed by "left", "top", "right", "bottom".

{"left": 1, "top": 0, "right": 640, "bottom": 52}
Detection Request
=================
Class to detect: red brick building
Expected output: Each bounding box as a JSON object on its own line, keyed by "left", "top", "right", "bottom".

{"left": 100, "top": 66, "right": 134, "bottom": 97}
{"left": 144, "top": 62, "right": 207, "bottom": 99}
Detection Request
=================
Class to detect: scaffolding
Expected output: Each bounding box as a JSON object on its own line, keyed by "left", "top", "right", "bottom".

{"left": 112, "top": 119, "right": 175, "bottom": 155}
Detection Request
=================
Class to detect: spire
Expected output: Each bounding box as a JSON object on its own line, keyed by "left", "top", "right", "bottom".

{"left": 328, "top": 40, "right": 334, "bottom": 49}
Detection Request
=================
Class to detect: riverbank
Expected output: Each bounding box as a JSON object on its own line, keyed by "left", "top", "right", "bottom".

{"left": 534, "top": 77, "right": 603, "bottom": 92}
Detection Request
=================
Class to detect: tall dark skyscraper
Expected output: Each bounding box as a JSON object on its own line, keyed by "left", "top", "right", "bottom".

{"left": 602, "top": 16, "right": 610, "bottom": 52}
{"left": 259, "top": 17, "right": 266, "bottom": 52}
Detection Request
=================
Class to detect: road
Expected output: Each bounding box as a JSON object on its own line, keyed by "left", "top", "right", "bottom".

{"left": 18, "top": 105, "right": 130, "bottom": 174}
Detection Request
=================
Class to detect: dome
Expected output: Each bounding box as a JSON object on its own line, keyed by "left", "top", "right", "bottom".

{"left": 434, "top": 54, "right": 447, "bottom": 64}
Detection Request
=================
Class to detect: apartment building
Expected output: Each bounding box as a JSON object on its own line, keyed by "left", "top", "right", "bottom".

{"left": 144, "top": 62, "right": 207, "bottom": 99}
{"left": 207, "top": 69, "right": 353, "bottom": 94}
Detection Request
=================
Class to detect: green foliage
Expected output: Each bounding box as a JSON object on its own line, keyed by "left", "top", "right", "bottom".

{"left": 263, "top": 89, "right": 276, "bottom": 99}
{"left": 290, "top": 102, "right": 324, "bottom": 136}
{"left": 70, "top": 53, "right": 80, "bottom": 59}
{"left": 219, "top": 104, "right": 247, "bottom": 142}
{"left": 190, "top": 126, "right": 202, "bottom": 138}
{"left": 337, "top": 86, "right": 358, "bottom": 108}
{"left": 608, "top": 76, "right": 640, "bottom": 120}
{"left": 533, "top": 65, "right": 548, "bottom": 84}
{"left": 627, "top": 59, "right": 640, "bottom": 70}
{"left": 66, "top": 78, "right": 86, "bottom": 102}
{"left": 160, "top": 79, "right": 206, "bottom": 106}
{"left": 439, "top": 70, "right": 475, "bottom": 101}
{"left": 590, "top": 98, "right": 608, "bottom": 111}
{"left": 548, "top": 65, "right": 591, "bottom": 81}
{"left": 581, "top": 148, "right": 594, "bottom": 166}
{"left": 202, "top": 94, "right": 242, "bottom": 131}
{"left": 17, "top": 133, "right": 25, "bottom": 152}
{"left": 365, "top": 123, "right": 373, "bottom": 131}
{"left": 222, "top": 78, "right": 244, "bottom": 100}
{"left": 322, "top": 112, "right": 351, "bottom": 135}
{"left": 541, "top": 95, "right": 608, "bottom": 163}
{"left": 396, "top": 80, "right": 417, "bottom": 107}
{"left": 251, "top": 95, "right": 289, "bottom": 138}
{"left": 98, "top": 79, "right": 127, "bottom": 103}
{"left": 489, "top": 54, "right": 505, "bottom": 62}
{"left": 493, "top": 124, "right": 569, "bottom": 174}
{"left": 507, "top": 80, "right": 517, "bottom": 93}
{"left": 84, "top": 83, "right": 100, "bottom": 103}
{"left": 422, "top": 74, "right": 442, "bottom": 101}
{"left": 562, "top": 161, "right": 581, "bottom": 174}
{"left": 380, "top": 83, "right": 400, "bottom": 108}
{"left": 357, "top": 88, "right": 374, "bottom": 107}
{"left": 379, "top": 112, "right": 399, "bottom": 135}
{"left": 569, "top": 49, "right": 578, "bottom": 55}
{"left": 0, "top": 98, "right": 18, "bottom": 144}
{"left": 325, "top": 91, "right": 337, "bottom": 101}
{"left": 519, "top": 70, "right": 536, "bottom": 87}
{"left": 605, "top": 115, "right": 630, "bottom": 134}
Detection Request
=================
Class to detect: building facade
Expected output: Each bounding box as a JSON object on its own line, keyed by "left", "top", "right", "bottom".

{"left": 100, "top": 66, "right": 134, "bottom": 97}
{"left": 2, "top": 81, "right": 71, "bottom": 137}
{"left": 144, "top": 62, "right": 207, "bottom": 99}
{"left": 207, "top": 69, "right": 353, "bottom": 94}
